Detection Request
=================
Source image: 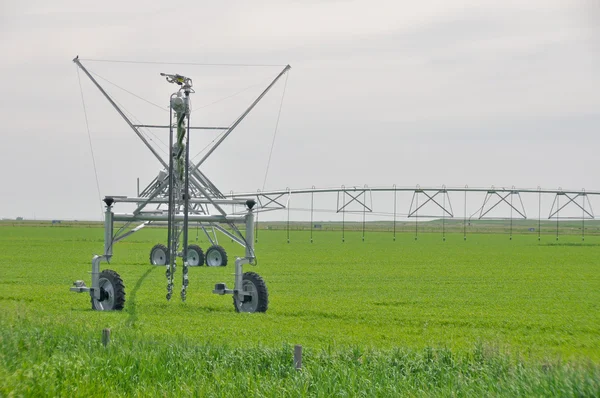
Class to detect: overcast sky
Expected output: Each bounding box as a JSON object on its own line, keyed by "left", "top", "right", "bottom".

{"left": 0, "top": 0, "right": 598, "bottom": 220}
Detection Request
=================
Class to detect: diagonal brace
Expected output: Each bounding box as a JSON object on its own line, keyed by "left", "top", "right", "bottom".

{"left": 548, "top": 193, "right": 595, "bottom": 219}
{"left": 408, "top": 190, "right": 453, "bottom": 218}
{"left": 479, "top": 191, "right": 527, "bottom": 219}
{"left": 337, "top": 190, "right": 372, "bottom": 213}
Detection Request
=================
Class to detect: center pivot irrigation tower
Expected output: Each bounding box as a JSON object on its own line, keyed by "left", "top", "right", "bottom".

{"left": 70, "top": 56, "right": 291, "bottom": 313}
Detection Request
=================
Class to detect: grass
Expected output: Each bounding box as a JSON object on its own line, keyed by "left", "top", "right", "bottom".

{"left": 1, "top": 225, "right": 599, "bottom": 396}
{"left": 2, "top": 324, "right": 599, "bottom": 397}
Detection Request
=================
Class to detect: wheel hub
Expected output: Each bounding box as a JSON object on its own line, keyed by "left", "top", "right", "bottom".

{"left": 99, "top": 287, "right": 110, "bottom": 301}
{"left": 207, "top": 251, "right": 222, "bottom": 266}
{"left": 94, "top": 277, "right": 115, "bottom": 310}
{"left": 152, "top": 250, "right": 166, "bottom": 264}
{"left": 237, "top": 280, "right": 258, "bottom": 312}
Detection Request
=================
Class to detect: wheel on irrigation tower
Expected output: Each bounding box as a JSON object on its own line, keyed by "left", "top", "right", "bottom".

{"left": 150, "top": 243, "right": 168, "bottom": 266}
{"left": 205, "top": 245, "right": 228, "bottom": 267}
{"left": 187, "top": 244, "right": 204, "bottom": 266}
{"left": 91, "top": 269, "right": 125, "bottom": 311}
{"left": 233, "top": 272, "right": 268, "bottom": 313}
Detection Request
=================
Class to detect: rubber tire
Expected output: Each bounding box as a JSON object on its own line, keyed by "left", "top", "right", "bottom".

{"left": 187, "top": 244, "right": 204, "bottom": 266}
{"left": 150, "top": 243, "right": 169, "bottom": 266}
{"left": 91, "top": 269, "right": 125, "bottom": 311}
{"left": 205, "top": 245, "right": 228, "bottom": 267}
{"left": 233, "top": 272, "right": 268, "bottom": 313}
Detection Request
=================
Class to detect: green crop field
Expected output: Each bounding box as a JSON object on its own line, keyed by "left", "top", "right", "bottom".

{"left": 1, "top": 225, "right": 599, "bottom": 396}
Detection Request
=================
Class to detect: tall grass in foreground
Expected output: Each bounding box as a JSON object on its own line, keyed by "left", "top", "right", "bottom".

{"left": 1, "top": 323, "right": 598, "bottom": 397}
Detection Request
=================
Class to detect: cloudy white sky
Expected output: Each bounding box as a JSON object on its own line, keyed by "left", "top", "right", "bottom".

{"left": 0, "top": 0, "right": 598, "bottom": 220}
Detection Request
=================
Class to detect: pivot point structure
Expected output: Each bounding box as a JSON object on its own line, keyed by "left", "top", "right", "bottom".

{"left": 70, "top": 56, "right": 291, "bottom": 313}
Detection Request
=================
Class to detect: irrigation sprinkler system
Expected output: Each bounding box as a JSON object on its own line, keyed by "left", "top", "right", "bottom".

{"left": 69, "top": 56, "right": 599, "bottom": 313}
{"left": 70, "top": 56, "right": 291, "bottom": 312}
{"left": 231, "top": 185, "right": 599, "bottom": 242}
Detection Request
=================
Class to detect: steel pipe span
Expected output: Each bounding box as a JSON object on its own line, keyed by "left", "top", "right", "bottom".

{"left": 230, "top": 186, "right": 600, "bottom": 197}
{"left": 222, "top": 185, "right": 598, "bottom": 222}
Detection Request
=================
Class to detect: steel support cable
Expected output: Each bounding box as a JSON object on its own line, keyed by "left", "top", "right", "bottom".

{"left": 470, "top": 194, "right": 491, "bottom": 220}
{"left": 110, "top": 96, "right": 169, "bottom": 155}
{"left": 84, "top": 66, "right": 169, "bottom": 153}
{"left": 107, "top": 222, "right": 133, "bottom": 255}
{"left": 89, "top": 69, "right": 168, "bottom": 112}
{"left": 81, "top": 73, "right": 170, "bottom": 157}
{"left": 190, "top": 129, "right": 228, "bottom": 162}
{"left": 262, "top": 73, "right": 289, "bottom": 191}
{"left": 80, "top": 58, "right": 287, "bottom": 67}
{"left": 195, "top": 79, "right": 274, "bottom": 110}
{"left": 274, "top": 207, "right": 409, "bottom": 217}
{"left": 189, "top": 73, "right": 288, "bottom": 192}
{"left": 76, "top": 67, "right": 104, "bottom": 220}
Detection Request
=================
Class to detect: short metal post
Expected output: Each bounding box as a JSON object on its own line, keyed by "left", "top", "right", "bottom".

{"left": 294, "top": 344, "right": 302, "bottom": 370}
{"left": 102, "top": 328, "right": 111, "bottom": 347}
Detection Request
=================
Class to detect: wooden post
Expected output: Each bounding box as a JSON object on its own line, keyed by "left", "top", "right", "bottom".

{"left": 294, "top": 344, "right": 302, "bottom": 370}
{"left": 102, "top": 328, "right": 111, "bottom": 347}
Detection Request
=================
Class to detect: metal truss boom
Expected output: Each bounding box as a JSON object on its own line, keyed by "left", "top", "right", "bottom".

{"left": 230, "top": 186, "right": 600, "bottom": 196}
{"left": 228, "top": 185, "right": 600, "bottom": 221}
